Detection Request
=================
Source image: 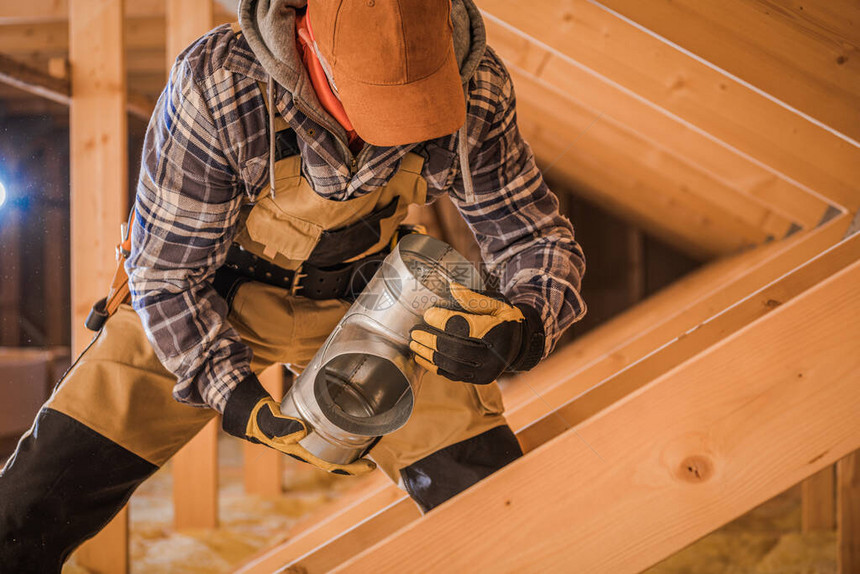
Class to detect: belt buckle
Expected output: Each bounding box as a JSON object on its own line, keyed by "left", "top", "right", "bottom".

{"left": 290, "top": 266, "right": 307, "bottom": 296}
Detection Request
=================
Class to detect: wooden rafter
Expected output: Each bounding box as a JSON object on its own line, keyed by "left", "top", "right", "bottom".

{"left": 479, "top": 0, "right": 860, "bottom": 211}
{"left": 597, "top": 0, "right": 860, "bottom": 142}
{"left": 482, "top": 15, "right": 839, "bottom": 257}
{"left": 0, "top": 53, "right": 70, "bottom": 105}
{"left": 517, "top": 227, "right": 860, "bottom": 453}
{"left": 511, "top": 219, "right": 850, "bottom": 432}
{"left": 509, "top": 63, "right": 793, "bottom": 257}
{"left": 337, "top": 256, "right": 860, "bottom": 573}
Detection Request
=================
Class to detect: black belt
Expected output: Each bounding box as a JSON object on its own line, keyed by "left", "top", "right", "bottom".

{"left": 213, "top": 243, "right": 388, "bottom": 305}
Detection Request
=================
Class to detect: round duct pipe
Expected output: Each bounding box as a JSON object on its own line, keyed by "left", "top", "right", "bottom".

{"left": 280, "top": 233, "right": 484, "bottom": 465}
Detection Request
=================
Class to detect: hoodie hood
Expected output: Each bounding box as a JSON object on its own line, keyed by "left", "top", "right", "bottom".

{"left": 238, "top": 0, "right": 487, "bottom": 110}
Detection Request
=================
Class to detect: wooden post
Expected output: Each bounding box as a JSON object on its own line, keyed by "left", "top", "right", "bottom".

{"left": 838, "top": 450, "right": 860, "bottom": 574}
{"left": 802, "top": 465, "right": 836, "bottom": 532}
{"left": 44, "top": 144, "right": 70, "bottom": 346}
{"left": 0, "top": 208, "right": 22, "bottom": 346}
{"left": 627, "top": 227, "right": 645, "bottom": 305}
{"left": 166, "top": 0, "right": 214, "bottom": 74}
{"left": 69, "top": 0, "right": 128, "bottom": 572}
{"left": 243, "top": 366, "right": 286, "bottom": 496}
{"left": 165, "top": 0, "right": 220, "bottom": 532}
{"left": 173, "top": 417, "right": 220, "bottom": 529}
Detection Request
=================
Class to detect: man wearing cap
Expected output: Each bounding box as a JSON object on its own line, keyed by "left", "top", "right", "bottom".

{"left": 0, "top": 0, "right": 585, "bottom": 568}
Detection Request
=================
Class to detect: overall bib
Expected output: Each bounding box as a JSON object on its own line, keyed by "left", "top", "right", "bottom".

{"left": 0, "top": 105, "right": 522, "bottom": 573}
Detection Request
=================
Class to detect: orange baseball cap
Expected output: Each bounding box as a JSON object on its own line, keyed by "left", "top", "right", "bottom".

{"left": 307, "top": 0, "right": 466, "bottom": 146}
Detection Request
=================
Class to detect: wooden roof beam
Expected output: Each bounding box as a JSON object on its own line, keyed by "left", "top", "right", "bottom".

{"left": 597, "top": 0, "right": 860, "bottom": 142}
{"left": 0, "top": 0, "right": 233, "bottom": 24}
{"left": 0, "top": 53, "right": 154, "bottom": 120}
{"left": 518, "top": 228, "right": 860, "bottom": 452}
{"left": 0, "top": 53, "right": 70, "bottom": 107}
{"left": 509, "top": 64, "right": 795, "bottom": 258}
{"left": 338, "top": 254, "right": 860, "bottom": 573}
{"left": 484, "top": 15, "right": 836, "bottom": 257}
{"left": 479, "top": 0, "right": 860, "bottom": 211}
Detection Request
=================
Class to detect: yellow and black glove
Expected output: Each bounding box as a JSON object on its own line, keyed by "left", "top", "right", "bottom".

{"left": 409, "top": 283, "right": 545, "bottom": 385}
{"left": 223, "top": 374, "right": 375, "bottom": 476}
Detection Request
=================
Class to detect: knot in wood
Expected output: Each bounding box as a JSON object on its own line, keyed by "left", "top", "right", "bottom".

{"left": 677, "top": 455, "right": 713, "bottom": 483}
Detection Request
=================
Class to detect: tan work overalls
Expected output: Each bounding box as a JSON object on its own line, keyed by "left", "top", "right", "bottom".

{"left": 44, "top": 109, "right": 509, "bottom": 483}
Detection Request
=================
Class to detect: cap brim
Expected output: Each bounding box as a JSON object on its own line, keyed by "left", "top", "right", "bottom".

{"left": 333, "top": 44, "right": 466, "bottom": 147}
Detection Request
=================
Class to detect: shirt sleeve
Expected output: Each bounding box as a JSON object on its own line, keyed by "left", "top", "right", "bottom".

{"left": 450, "top": 48, "right": 587, "bottom": 356}
{"left": 125, "top": 50, "right": 252, "bottom": 413}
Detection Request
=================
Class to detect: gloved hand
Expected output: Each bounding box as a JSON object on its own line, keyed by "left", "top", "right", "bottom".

{"left": 409, "top": 283, "right": 545, "bottom": 385}
{"left": 223, "top": 374, "right": 376, "bottom": 476}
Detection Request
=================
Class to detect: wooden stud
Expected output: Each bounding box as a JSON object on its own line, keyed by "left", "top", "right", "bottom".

{"left": 243, "top": 366, "right": 286, "bottom": 496}
{"left": 68, "top": 0, "right": 127, "bottom": 352}
{"left": 165, "top": 0, "right": 214, "bottom": 74}
{"left": 0, "top": 17, "right": 224, "bottom": 58}
{"left": 165, "top": 0, "right": 219, "bottom": 532}
{"left": 75, "top": 508, "right": 129, "bottom": 574}
{"left": 0, "top": 208, "right": 22, "bottom": 346}
{"left": 338, "top": 258, "right": 860, "bottom": 574}
{"left": 802, "top": 465, "right": 836, "bottom": 532}
{"left": 44, "top": 144, "right": 70, "bottom": 346}
{"left": 69, "top": 0, "right": 128, "bottom": 570}
{"left": 512, "top": 66, "right": 786, "bottom": 257}
{"left": 838, "top": 450, "right": 860, "bottom": 574}
{"left": 172, "top": 417, "right": 219, "bottom": 530}
{"left": 0, "top": 53, "right": 70, "bottom": 105}
{"left": 0, "top": 22, "right": 72, "bottom": 54}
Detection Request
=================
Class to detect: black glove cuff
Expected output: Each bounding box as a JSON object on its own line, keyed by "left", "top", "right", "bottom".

{"left": 509, "top": 303, "right": 545, "bottom": 372}
{"left": 222, "top": 373, "right": 269, "bottom": 439}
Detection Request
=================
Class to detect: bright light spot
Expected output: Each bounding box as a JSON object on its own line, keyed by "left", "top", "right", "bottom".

{"left": 0, "top": 181, "right": 6, "bottom": 209}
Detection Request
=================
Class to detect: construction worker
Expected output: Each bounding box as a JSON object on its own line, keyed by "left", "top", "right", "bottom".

{"left": 0, "top": 0, "right": 586, "bottom": 570}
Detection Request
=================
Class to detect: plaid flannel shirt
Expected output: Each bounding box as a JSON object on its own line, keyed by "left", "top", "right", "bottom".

{"left": 127, "top": 25, "right": 586, "bottom": 412}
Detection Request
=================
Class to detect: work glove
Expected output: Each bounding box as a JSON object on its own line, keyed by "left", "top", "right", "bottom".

{"left": 223, "top": 374, "right": 376, "bottom": 476}
{"left": 409, "top": 283, "right": 545, "bottom": 386}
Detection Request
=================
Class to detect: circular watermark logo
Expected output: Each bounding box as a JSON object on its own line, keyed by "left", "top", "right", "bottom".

{"left": 350, "top": 259, "right": 402, "bottom": 312}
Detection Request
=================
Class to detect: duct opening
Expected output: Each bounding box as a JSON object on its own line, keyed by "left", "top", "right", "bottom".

{"left": 313, "top": 353, "right": 414, "bottom": 437}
